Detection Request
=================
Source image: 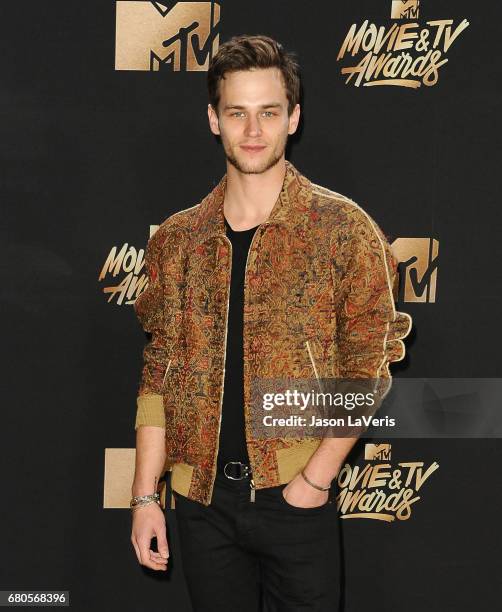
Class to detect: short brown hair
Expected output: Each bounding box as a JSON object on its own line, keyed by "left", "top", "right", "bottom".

{"left": 207, "top": 34, "right": 301, "bottom": 116}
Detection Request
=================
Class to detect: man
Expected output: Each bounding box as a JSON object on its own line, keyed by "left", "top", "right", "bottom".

{"left": 130, "top": 34, "right": 412, "bottom": 611}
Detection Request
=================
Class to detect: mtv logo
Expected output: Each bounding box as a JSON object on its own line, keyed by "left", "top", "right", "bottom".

{"left": 365, "top": 443, "right": 392, "bottom": 461}
{"left": 115, "top": 1, "right": 220, "bottom": 71}
{"left": 391, "top": 0, "right": 420, "bottom": 19}
{"left": 391, "top": 237, "right": 439, "bottom": 303}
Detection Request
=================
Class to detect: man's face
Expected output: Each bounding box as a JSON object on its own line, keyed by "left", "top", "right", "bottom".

{"left": 208, "top": 67, "right": 300, "bottom": 175}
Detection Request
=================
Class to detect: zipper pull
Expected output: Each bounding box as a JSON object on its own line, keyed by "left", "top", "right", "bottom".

{"left": 250, "top": 478, "right": 256, "bottom": 503}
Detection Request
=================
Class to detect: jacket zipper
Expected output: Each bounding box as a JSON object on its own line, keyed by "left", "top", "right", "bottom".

{"left": 208, "top": 223, "right": 265, "bottom": 504}
{"left": 207, "top": 235, "right": 233, "bottom": 505}
{"left": 243, "top": 223, "right": 267, "bottom": 502}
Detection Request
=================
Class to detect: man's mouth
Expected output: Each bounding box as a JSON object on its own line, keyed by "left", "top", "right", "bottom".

{"left": 240, "top": 145, "right": 267, "bottom": 152}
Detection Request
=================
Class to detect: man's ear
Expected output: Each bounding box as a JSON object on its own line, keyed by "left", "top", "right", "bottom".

{"left": 208, "top": 104, "right": 220, "bottom": 136}
{"left": 287, "top": 103, "right": 301, "bottom": 135}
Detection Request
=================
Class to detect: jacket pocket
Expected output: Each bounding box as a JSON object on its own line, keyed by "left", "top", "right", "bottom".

{"left": 305, "top": 340, "right": 320, "bottom": 381}
{"left": 305, "top": 340, "right": 326, "bottom": 395}
{"left": 161, "top": 358, "right": 172, "bottom": 389}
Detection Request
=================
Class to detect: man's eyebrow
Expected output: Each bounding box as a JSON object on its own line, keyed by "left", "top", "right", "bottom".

{"left": 222, "top": 102, "right": 283, "bottom": 111}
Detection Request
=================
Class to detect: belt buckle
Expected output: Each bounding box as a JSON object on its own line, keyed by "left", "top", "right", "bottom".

{"left": 223, "top": 461, "right": 251, "bottom": 480}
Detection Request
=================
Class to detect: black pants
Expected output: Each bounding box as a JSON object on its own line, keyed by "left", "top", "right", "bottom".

{"left": 173, "top": 472, "right": 341, "bottom": 612}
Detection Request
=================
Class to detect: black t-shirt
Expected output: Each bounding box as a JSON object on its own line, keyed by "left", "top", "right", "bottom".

{"left": 216, "top": 217, "right": 259, "bottom": 471}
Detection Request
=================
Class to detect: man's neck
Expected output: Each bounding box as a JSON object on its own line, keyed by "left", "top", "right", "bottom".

{"left": 223, "top": 158, "right": 286, "bottom": 231}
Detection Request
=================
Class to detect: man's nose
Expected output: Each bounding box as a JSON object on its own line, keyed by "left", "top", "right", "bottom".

{"left": 245, "top": 115, "right": 262, "bottom": 137}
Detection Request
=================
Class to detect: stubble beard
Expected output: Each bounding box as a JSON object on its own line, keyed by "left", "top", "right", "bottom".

{"left": 221, "top": 132, "right": 288, "bottom": 175}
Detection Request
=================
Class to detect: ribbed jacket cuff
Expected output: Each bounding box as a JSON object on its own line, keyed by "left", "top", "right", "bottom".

{"left": 135, "top": 394, "right": 165, "bottom": 429}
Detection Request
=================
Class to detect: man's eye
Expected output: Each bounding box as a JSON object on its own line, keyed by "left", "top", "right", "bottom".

{"left": 232, "top": 112, "right": 245, "bottom": 117}
{"left": 262, "top": 111, "right": 275, "bottom": 117}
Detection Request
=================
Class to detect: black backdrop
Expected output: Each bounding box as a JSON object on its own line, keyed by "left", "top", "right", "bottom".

{"left": 1, "top": 1, "right": 501, "bottom": 610}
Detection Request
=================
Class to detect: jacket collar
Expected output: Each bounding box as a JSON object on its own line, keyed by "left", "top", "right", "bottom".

{"left": 190, "top": 160, "right": 312, "bottom": 247}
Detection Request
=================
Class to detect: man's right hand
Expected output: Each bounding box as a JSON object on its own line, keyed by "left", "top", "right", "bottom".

{"left": 131, "top": 502, "right": 169, "bottom": 571}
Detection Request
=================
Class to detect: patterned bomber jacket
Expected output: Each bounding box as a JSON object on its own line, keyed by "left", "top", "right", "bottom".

{"left": 133, "top": 160, "right": 412, "bottom": 506}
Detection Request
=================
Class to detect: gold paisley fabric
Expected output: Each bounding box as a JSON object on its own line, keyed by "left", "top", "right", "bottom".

{"left": 134, "top": 161, "right": 412, "bottom": 505}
